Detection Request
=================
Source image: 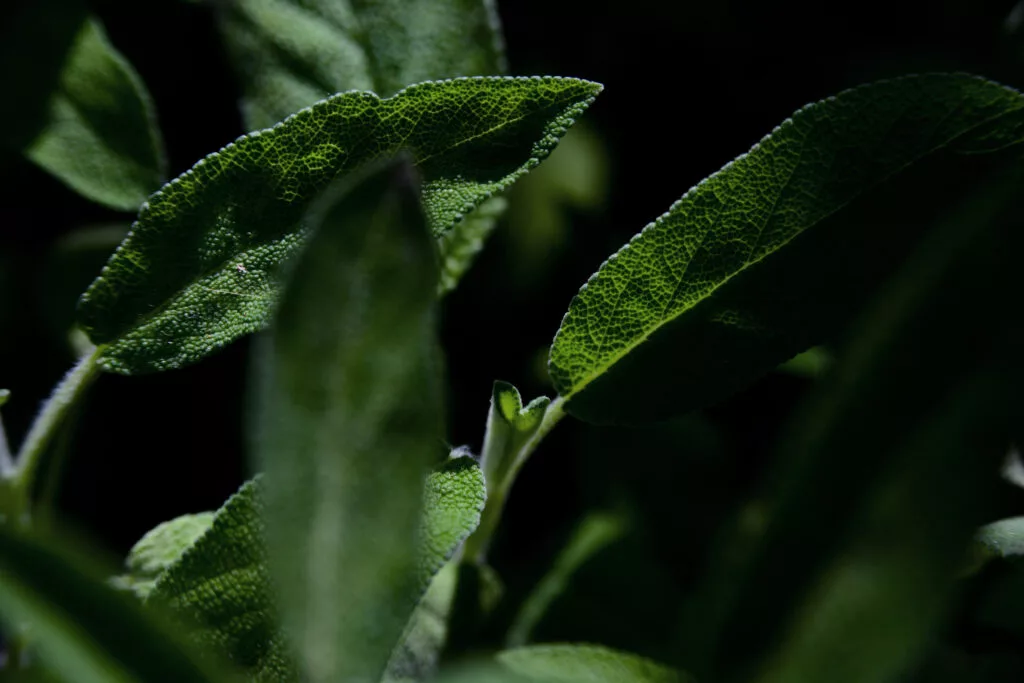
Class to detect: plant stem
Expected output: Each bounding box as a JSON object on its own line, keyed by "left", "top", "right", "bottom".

{"left": 8, "top": 347, "right": 102, "bottom": 518}
{"left": 463, "top": 396, "right": 566, "bottom": 563}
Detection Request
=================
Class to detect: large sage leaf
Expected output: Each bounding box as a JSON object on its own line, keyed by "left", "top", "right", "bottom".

{"left": 215, "top": 0, "right": 506, "bottom": 130}
{"left": 497, "top": 645, "right": 687, "bottom": 683}
{"left": 77, "top": 76, "right": 600, "bottom": 374}
{"left": 1, "top": 0, "right": 166, "bottom": 211}
{"left": 146, "top": 457, "right": 486, "bottom": 682}
{"left": 251, "top": 160, "right": 442, "bottom": 683}
{"left": 548, "top": 73, "right": 1024, "bottom": 424}
{"left": 0, "top": 527, "right": 227, "bottom": 683}
{"left": 688, "top": 167, "right": 1024, "bottom": 683}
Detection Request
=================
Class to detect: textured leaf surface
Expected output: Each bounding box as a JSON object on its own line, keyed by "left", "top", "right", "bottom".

{"left": 216, "top": 0, "right": 506, "bottom": 130}
{"left": 0, "top": 527, "right": 227, "bottom": 683}
{"left": 1, "top": 1, "right": 165, "bottom": 210}
{"left": 691, "top": 167, "right": 1024, "bottom": 683}
{"left": 252, "top": 161, "right": 443, "bottom": 683}
{"left": 148, "top": 480, "right": 296, "bottom": 682}
{"left": 549, "top": 73, "right": 1024, "bottom": 424}
{"left": 497, "top": 644, "right": 687, "bottom": 683}
{"left": 77, "top": 76, "right": 600, "bottom": 374}
{"left": 215, "top": 0, "right": 509, "bottom": 294}
{"left": 114, "top": 511, "right": 215, "bottom": 599}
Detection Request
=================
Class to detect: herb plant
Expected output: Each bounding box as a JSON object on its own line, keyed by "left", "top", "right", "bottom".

{"left": 3, "top": 1, "right": 1024, "bottom": 683}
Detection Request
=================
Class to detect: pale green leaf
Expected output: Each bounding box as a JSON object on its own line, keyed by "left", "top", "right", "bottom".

{"left": 549, "top": 73, "right": 1024, "bottom": 424}
{"left": 215, "top": 0, "right": 506, "bottom": 130}
{"left": 497, "top": 644, "right": 687, "bottom": 683}
{"left": 0, "top": 527, "right": 229, "bottom": 683}
{"left": 976, "top": 516, "right": 1024, "bottom": 559}
{"left": 251, "top": 160, "right": 442, "bottom": 683}
{"left": 1, "top": 1, "right": 165, "bottom": 211}
{"left": 0, "top": 389, "right": 9, "bottom": 407}
{"left": 113, "top": 511, "right": 215, "bottom": 599}
{"left": 77, "top": 76, "right": 600, "bottom": 375}
{"left": 693, "top": 165, "right": 1024, "bottom": 683}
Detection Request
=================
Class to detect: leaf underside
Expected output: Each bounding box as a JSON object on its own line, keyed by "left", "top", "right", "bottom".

{"left": 76, "top": 76, "right": 600, "bottom": 375}
{"left": 549, "top": 73, "right": 1024, "bottom": 424}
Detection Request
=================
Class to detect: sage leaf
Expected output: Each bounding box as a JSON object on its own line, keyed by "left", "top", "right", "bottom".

{"left": 113, "top": 511, "right": 215, "bottom": 599}
{"left": 0, "top": 527, "right": 228, "bottom": 683}
{"left": 148, "top": 480, "right": 297, "bottom": 683}
{"left": 693, "top": 166, "right": 1024, "bottom": 683}
{"left": 549, "top": 73, "right": 1024, "bottom": 424}
{"left": 497, "top": 644, "right": 688, "bottom": 683}
{"left": 506, "top": 510, "right": 629, "bottom": 648}
{"left": 251, "top": 160, "right": 443, "bottom": 683}
{"left": 215, "top": 0, "right": 506, "bottom": 130}
{"left": 146, "top": 457, "right": 486, "bottom": 683}
{"left": 215, "top": 0, "right": 509, "bottom": 294}
{"left": 1, "top": 0, "right": 166, "bottom": 211}
{"left": 77, "top": 76, "right": 601, "bottom": 375}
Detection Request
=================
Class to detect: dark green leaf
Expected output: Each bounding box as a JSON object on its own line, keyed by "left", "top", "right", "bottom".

{"left": 549, "top": 73, "right": 1024, "bottom": 424}
{"left": 0, "top": 527, "right": 228, "bottom": 683}
{"left": 0, "top": 0, "right": 165, "bottom": 210}
{"left": 215, "top": 0, "right": 506, "bottom": 130}
{"left": 77, "top": 76, "right": 600, "bottom": 374}
{"left": 497, "top": 644, "right": 688, "bottom": 683}
{"left": 690, "top": 165, "right": 1024, "bottom": 683}
{"left": 251, "top": 160, "right": 441, "bottom": 683}
{"left": 438, "top": 195, "right": 507, "bottom": 295}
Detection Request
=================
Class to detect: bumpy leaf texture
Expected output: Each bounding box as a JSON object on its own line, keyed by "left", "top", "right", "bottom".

{"left": 0, "top": 0, "right": 165, "bottom": 210}
{"left": 113, "top": 511, "right": 215, "bottom": 599}
{"left": 549, "top": 73, "right": 1024, "bottom": 424}
{"left": 214, "top": 0, "right": 510, "bottom": 293}
{"left": 76, "top": 77, "right": 600, "bottom": 374}
{"left": 147, "top": 458, "right": 486, "bottom": 682}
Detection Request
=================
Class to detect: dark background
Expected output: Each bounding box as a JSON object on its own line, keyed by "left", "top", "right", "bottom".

{"left": 2, "top": 0, "right": 1023, "bottom": 661}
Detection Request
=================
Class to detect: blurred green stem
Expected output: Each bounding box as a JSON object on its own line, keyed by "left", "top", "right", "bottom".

{"left": 5, "top": 347, "right": 101, "bottom": 520}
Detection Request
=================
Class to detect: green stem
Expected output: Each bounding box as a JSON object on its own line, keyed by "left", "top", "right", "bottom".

{"left": 8, "top": 347, "right": 102, "bottom": 518}
{"left": 463, "top": 397, "right": 566, "bottom": 563}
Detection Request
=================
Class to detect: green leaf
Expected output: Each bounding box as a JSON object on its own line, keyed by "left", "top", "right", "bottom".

{"left": 0, "top": 527, "right": 228, "bottom": 683}
{"left": 548, "top": 73, "right": 1024, "bottom": 424}
{"left": 1, "top": 1, "right": 166, "bottom": 211}
{"left": 506, "top": 511, "right": 629, "bottom": 648}
{"left": 251, "top": 160, "right": 443, "bottom": 683}
{"left": 215, "top": 0, "right": 506, "bottom": 130}
{"left": 113, "top": 511, "right": 215, "bottom": 599}
{"left": 0, "top": 389, "right": 9, "bottom": 407}
{"left": 146, "top": 457, "right": 486, "bottom": 682}
{"left": 77, "top": 76, "right": 601, "bottom": 375}
{"left": 690, "top": 165, "right": 1024, "bottom": 683}
{"left": 148, "top": 480, "right": 297, "bottom": 682}
{"left": 497, "top": 644, "right": 688, "bottom": 683}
